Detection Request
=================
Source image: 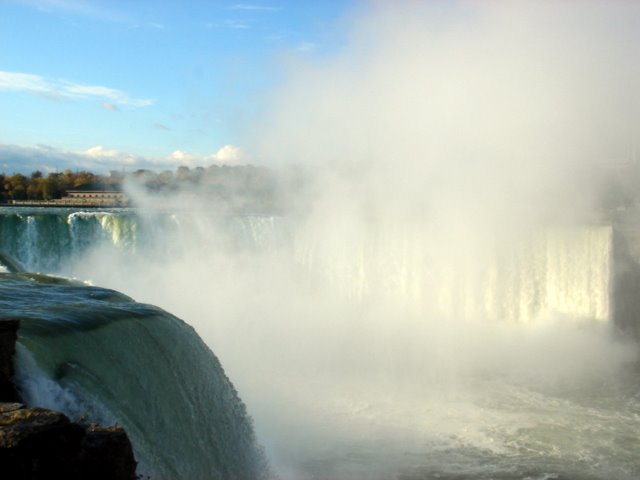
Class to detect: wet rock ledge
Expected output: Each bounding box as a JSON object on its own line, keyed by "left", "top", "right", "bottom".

{"left": 0, "top": 318, "right": 137, "bottom": 479}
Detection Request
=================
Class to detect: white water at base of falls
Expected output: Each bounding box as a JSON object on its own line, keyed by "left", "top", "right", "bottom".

{"left": 294, "top": 223, "right": 613, "bottom": 324}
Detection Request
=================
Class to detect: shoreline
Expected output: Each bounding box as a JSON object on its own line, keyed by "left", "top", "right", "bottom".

{"left": 1, "top": 202, "right": 128, "bottom": 208}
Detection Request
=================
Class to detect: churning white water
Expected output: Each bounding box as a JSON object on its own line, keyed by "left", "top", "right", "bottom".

{"left": 294, "top": 221, "right": 612, "bottom": 324}
{"left": 46, "top": 210, "right": 632, "bottom": 480}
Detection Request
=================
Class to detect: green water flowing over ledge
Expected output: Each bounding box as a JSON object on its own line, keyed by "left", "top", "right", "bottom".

{"left": 0, "top": 272, "right": 269, "bottom": 479}
{"left": 0, "top": 206, "right": 285, "bottom": 274}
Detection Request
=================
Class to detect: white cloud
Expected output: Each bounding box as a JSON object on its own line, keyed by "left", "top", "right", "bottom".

{"left": 81, "top": 146, "right": 137, "bottom": 166}
{"left": 62, "top": 81, "right": 154, "bottom": 106}
{"left": 168, "top": 146, "right": 245, "bottom": 167}
{"left": 0, "top": 142, "right": 249, "bottom": 175}
{"left": 0, "top": 143, "right": 138, "bottom": 174}
{"left": 0, "top": 71, "right": 51, "bottom": 94}
{"left": 83, "top": 145, "right": 120, "bottom": 158}
{"left": 170, "top": 150, "right": 193, "bottom": 161}
{"left": 0, "top": 70, "right": 154, "bottom": 107}
{"left": 164, "top": 145, "right": 246, "bottom": 167}
{"left": 166, "top": 150, "right": 206, "bottom": 168}
{"left": 209, "top": 145, "right": 244, "bottom": 164}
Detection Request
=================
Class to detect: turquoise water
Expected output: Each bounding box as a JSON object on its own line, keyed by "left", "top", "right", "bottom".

{"left": 0, "top": 271, "right": 268, "bottom": 479}
{"left": 0, "top": 206, "right": 285, "bottom": 273}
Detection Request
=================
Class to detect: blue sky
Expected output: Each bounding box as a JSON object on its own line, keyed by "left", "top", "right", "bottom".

{"left": 0, "top": 0, "right": 355, "bottom": 173}
{"left": 2, "top": 1, "right": 639, "bottom": 176}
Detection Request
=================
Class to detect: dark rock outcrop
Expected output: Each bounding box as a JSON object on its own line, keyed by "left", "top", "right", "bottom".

{"left": 0, "top": 403, "right": 136, "bottom": 479}
{"left": 0, "top": 319, "right": 19, "bottom": 402}
{"left": 0, "top": 318, "right": 137, "bottom": 479}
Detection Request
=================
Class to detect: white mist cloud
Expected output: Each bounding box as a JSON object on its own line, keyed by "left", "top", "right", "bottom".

{"left": 257, "top": 0, "right": 640, "bottom": 228}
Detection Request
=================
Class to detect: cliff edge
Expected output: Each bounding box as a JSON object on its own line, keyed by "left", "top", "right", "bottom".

{"left": 0, "top": 318, "right": 137, "bottom": 479}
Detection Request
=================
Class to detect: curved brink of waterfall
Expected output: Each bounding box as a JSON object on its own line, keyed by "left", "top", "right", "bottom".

{"left": 0, "top": 272, "right": 269, "bottom": 479}
{"left": 0, "top": 208, "right": 285, "bottom": 274}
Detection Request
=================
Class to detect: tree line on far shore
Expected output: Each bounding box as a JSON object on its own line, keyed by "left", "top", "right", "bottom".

{"left": 3, "top": 159, "right": 639, "bottom": 216}
{"left": 0, "top": 165, "right": 283, "bottom": 211}
{"left": 0, "top": 170, "right": 107, "bottom": 202}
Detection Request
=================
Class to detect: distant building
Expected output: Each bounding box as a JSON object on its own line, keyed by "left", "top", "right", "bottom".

{"left": 63, "top": 189, "right": 129, "bottom": 206}
{"left": 10, "top": 186, "right": 129, "bottom": 207}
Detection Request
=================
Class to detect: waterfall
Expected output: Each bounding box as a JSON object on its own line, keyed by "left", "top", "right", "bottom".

{"left": 1, "top": 206, "right": 637, "bottom": 480}
{"left": 0, "top": 208, "right": 286, "bottom": 273}
{"left": 293, "top": 221, "right": 613, "bottom": 324}
{"left": 1, "top": 272, "right": 268, "bottom": 479}
{"left": 0, "top": 207, "right": 614, "bottom": 325}
{"left": 0, "top": 209, "right": 130, "bottom": 271}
